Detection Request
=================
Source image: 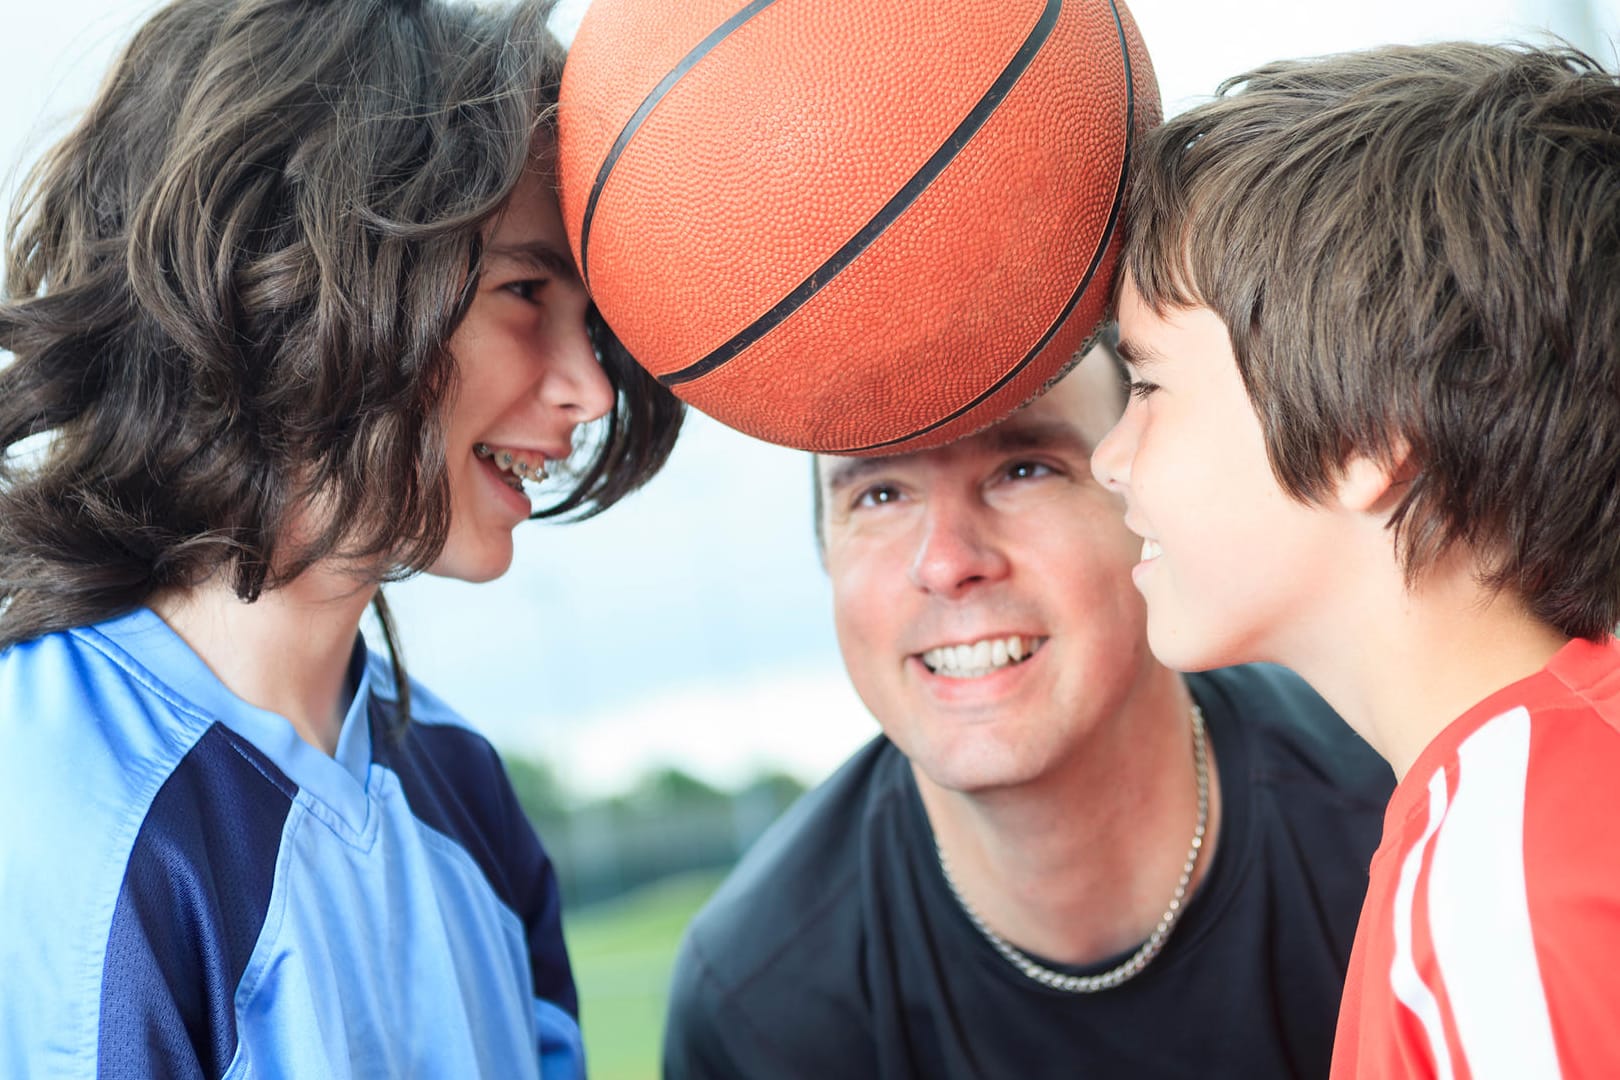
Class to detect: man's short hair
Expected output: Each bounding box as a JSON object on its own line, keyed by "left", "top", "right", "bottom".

{"left": 1123, "top": 42, "right": 1620, "bottom": 639}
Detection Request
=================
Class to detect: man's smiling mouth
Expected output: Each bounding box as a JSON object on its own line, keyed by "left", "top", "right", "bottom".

{"left": 919, "top": 635, "right": 1047, "bottom": 679}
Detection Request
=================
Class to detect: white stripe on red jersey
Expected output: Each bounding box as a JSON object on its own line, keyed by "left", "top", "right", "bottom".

{"left": 1428, "top": 708, "right": 1561, "bottom": 1078}
{"left": 1332, "top": 636, "right": 1620, "bottom": 1080}
{"left": 1389, "top": 770, "right": 1456, "bottom": 1080}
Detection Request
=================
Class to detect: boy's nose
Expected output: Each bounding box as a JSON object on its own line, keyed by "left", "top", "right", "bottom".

{"left": 1090, "top": 409, "right": 1137, "bottom": 494}
{"left": 541, "top": 321, "right": 616, "bottom": 425}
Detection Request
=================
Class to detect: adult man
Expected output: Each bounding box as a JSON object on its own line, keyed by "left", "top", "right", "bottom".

{"left": 662, "top": 339, "right": 1393, "bottom": 1078}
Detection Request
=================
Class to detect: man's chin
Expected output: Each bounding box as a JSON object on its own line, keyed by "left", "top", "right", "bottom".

{"left": 906, "top": 736, "right": 1045, "bottom": 797}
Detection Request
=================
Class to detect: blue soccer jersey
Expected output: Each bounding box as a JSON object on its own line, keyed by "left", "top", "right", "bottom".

{"left": 0, "top": 607, "right": 582, "bottom": 1078}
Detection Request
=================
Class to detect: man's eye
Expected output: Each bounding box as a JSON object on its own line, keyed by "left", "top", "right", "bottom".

{"left": 1004, "top": 460, "right": 1055, "bottom": 481}
{"left": 853, "top": 484, "right": 903, "bottom": 509}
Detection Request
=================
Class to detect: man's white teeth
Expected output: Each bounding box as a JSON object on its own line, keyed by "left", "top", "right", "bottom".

{"left": 1141, "top": 538, "right": 1163, "bottom": 561}
{"left": 921, "top": 635, "right": 1045, "bottom": 678}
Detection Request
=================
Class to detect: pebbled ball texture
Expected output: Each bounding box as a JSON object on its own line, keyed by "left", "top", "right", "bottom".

{"left": 559, "top": 0, "right": 1160, "bottom": 455}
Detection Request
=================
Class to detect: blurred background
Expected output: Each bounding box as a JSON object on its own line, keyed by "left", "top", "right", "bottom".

{"left": 4, "top": 0, "right": 1614, "bottom": 1075}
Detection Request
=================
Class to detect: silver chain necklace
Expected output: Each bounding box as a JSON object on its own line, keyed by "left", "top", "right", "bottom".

{"left": 934, "top": 703, "right": 1209, "bottom": 993}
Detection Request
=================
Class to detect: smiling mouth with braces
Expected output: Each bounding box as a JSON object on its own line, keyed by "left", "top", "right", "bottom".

{"left": 474, "top": 442, "right": 548, "bottom": 491}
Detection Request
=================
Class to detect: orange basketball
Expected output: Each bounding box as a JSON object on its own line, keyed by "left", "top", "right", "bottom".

{"left": 557, "top": 0, "right": 1160, "bottom": 455}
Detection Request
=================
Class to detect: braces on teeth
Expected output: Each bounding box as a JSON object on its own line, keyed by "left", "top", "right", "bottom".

{"left": 474, "top": 442, "right": 548, "bottom": 485}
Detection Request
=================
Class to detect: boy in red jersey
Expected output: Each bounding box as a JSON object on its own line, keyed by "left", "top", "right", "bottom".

{"left": 1090, "top": 42, "right": 1620, "bottom": 1079}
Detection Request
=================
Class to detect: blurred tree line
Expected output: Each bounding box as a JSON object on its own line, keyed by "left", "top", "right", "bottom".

{"left": 504, "top": 755, "right": 807, "bottom": 909}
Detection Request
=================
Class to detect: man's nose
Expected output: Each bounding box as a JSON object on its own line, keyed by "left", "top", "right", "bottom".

{"left": 907, "top": 499, "right": 1010, "bottom": 598}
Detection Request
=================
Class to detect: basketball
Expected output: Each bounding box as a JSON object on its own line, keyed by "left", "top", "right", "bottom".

{"left": 557, "top": 0, "right": 1160, "bottom": 455}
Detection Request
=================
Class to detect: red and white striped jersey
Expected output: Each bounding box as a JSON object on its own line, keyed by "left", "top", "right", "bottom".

{"left": 1331, "top": 636, "right": 1620, "bottom": 1080}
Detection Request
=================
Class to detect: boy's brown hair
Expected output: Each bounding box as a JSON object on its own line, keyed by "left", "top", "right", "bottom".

{"left": 0, "top": 0, "right": 684, "bottom": 653}
{"left": 1123, "top": 42, "right": 1620, "bottom": 640}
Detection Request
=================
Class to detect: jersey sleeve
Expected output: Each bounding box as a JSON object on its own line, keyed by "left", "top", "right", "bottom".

{"left": 535, "top": 996, "right": 586, "bottom": 1080}
{"left": 466, "top": 736, "right": 584, "bottom": 1076}
{"left": 374, "top": 710, "right": 584, "bottom": 1076}
{"left": 516, "top": 811, "right": 583, "bottom": 1080}
{"left": 1344, "top": 702, "right": 1620, "bottom": 1079}
{"left": 1506, "top": 708, "right": 1620, "bottom": 1076}
{"left": 98, "top": 725, "right": 297, "bottom": 1079}
{"left": 483, "top": 741, "right": 583, "bottom": 1078}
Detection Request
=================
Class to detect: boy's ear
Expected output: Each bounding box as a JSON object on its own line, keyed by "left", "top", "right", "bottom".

{"left": 1336, "top": 445, "right": 1410, "bottom": 516}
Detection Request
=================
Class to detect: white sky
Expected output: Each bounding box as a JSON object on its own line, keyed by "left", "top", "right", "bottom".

{"left": 4, "top": 0, "right": 1616, "bottom": 797}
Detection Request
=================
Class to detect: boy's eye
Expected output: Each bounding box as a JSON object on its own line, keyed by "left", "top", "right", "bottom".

{"left": 503, "top": 279, "right": 549, "bottom": 303}
{"left": 1127, "top": 378, "right": 1159, "bottom": 400}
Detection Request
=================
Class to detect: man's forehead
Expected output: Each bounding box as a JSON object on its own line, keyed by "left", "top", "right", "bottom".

{"left": 818, "top": 402, "right": 1089, "bottom": 489}
{"left": 816, "top": 343, "right": 1123, "bottom": 490}
{"left": 974, "top": 411, "right": 1091, "bottom": 454}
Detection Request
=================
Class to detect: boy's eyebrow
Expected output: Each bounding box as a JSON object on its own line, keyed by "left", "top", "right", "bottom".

{"left": 1114, "top": 337, "right": 1165, "bottom": 370}
{"left": 484, "top": 240, "right": 580, "bottom": 283}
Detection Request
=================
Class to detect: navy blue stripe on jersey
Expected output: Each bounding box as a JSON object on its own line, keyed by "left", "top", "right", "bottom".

{"left": 370, "top": 703, "right": 578, "bottom": 1016}
{"left": 99, "top": 723, "right": 297, "bottom": 1080}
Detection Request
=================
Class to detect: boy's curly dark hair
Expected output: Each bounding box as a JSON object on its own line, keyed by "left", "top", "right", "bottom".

{"left": 0, "top": 0, "right": 684, "bottom": 655}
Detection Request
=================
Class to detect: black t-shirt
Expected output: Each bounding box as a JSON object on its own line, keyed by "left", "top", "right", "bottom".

{"left": 663, "top": 664, "right": 1394, "bottom": 1079}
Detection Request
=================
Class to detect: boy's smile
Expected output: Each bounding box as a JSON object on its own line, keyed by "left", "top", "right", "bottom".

{"left": 1132, "top": 534, "right": 1165, "bottom": 586}
{"left": 1093, "top": 277, "right": 1352, "bottom": 675}
{"left": 432, "top": 162, "right": 616, "bottom": 583}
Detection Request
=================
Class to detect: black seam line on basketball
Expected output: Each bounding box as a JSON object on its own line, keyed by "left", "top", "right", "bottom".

{"left": 579, "top": 0, "right": 782, "bottom": 288}
{"left": 834, "top": 0, "right": 1137, "bottom": 455}
{"left": 658, "top": 0, "right": 1065, "bottom": 389}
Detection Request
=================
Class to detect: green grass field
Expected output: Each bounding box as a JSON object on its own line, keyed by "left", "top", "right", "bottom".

{"left": 564, "top": 872, "right": 724, "bottom": 1080}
